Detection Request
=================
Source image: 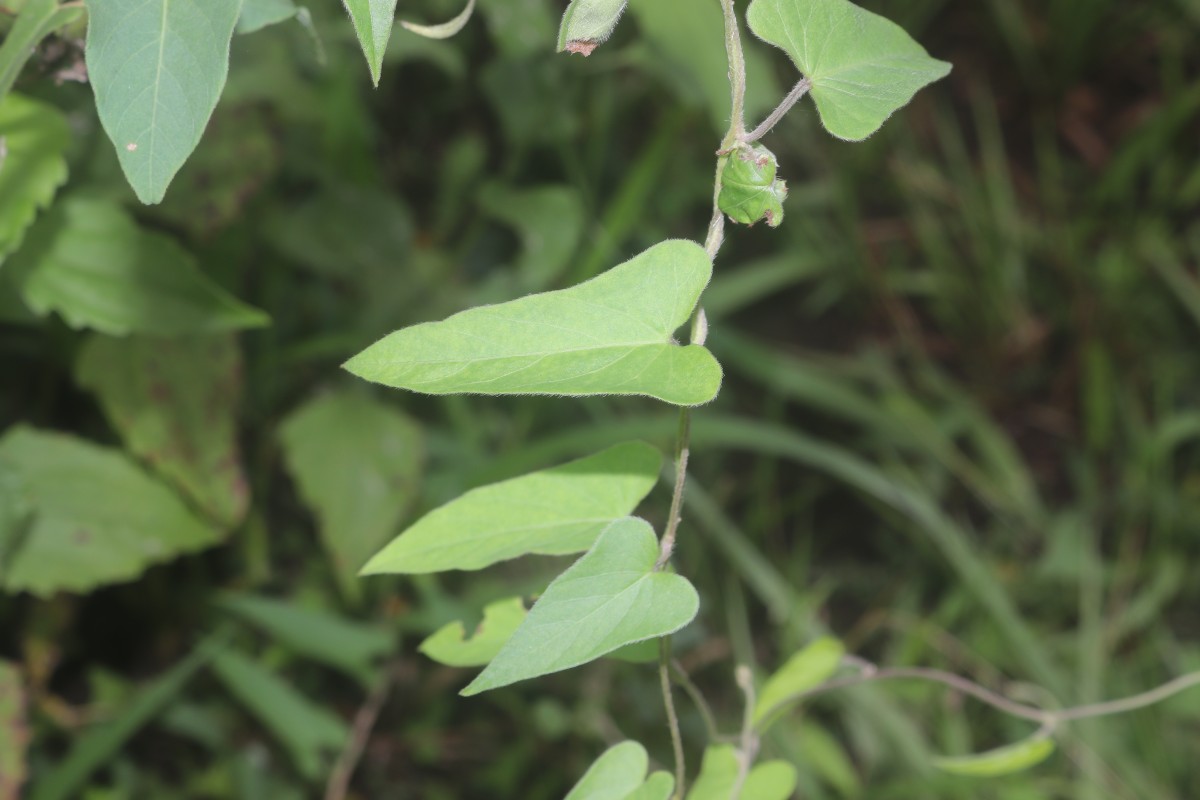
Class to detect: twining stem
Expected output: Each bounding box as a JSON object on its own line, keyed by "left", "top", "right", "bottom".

{"left": 660, "top": 638, "right": 687, "bottom": 798}
{"left": 769, "top": 656, "right": 1200, "bottom": 732}
{"left": 656, "top": 0, "right": 750, "bottom": 792}
{"left": 743, "top": 78, "right": 812, "bottom": 143}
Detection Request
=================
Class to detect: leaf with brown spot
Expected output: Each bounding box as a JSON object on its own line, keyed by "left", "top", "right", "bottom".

{"left": 75, "top": 334, "right": 250, "bottom": 528}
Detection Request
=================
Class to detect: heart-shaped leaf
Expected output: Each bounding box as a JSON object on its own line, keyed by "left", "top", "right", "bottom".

{"left": 419, "top": 597, "right": 526, "bottom": 667}
{"left": 686, "top": 745, "right": 797, "bottom": 800}
{"left": 342, "top": 0, "right": 398, "bottom": 85}
{"left": 461, "top": 517, "right": 699, "bottom": 695}
{"left": 565, "top": 741, "right": 675, "bottom": 800}
{"left": 0, "top": 426, "right": 223, "bottom": 596}
{"left": 344, "top": 239, "right": 722, "bottom": 406}
{"left": 932, "top": 734, "right": 1056, "bottom": 777}
{"left": 85, "top": 0, "right": 243, "bottom": 203}
{"left": 746, "top": 0, "right": 951, "bottom": 140}
{"left": 0, "top": 95, "right": 69, "bottom": 262}
{"left": 754, "top": 636, "right": 844, "bottom": 726}
{"left": 361, "top": 441, "right": 660, "bottom": 575}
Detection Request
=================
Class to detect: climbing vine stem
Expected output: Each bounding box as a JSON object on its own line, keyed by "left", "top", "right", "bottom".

{"left": 656, "top": 0, "right": 752, "bottom": 795}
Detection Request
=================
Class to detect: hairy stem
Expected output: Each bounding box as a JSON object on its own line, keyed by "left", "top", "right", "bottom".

{"left": 660, "top": 638, "right": 687, "bottom": 799}
{"left": 743, "top": 78, "right": 812, "bottom": 143}
{"left": 657, "top": 0, "right": 752, "bottom": 788}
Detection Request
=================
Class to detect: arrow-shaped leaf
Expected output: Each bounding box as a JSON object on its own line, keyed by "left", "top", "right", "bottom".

{"left": 361, "top": 441, "right": 660, "bottom": 575}
{"left": 85, "top": 0, "right": 244, "bottom": 204}
{"left": 461, "top": 517, "right": 699, "bottom": 695}
{"left": 746, "top": 0, "right": 951, "bottom": 141}
{"left": 344, "top": 240, "right": 721, "bottom": 406}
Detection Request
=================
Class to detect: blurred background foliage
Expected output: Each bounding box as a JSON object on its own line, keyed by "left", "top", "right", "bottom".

{"left": 1, "top": 0, "right": 1199, "bottom": 797}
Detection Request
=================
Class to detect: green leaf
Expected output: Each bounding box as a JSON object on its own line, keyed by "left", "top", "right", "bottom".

{"left": 557, "top": 0, "right": 628, "bottom": 56}
{"left": 0, "top": 0, "right": 83, "bottom": 100}
{"left": 238, "top": 0, "right": 297, "bottom": 34}
{"left": 28, "top": 633, "right": 224, "bottom": 800}
{"left": 461, "top": 517, "right": 699, "bottom": 695}
{"left": 686, "top": 745, "right": 797, "bottom": 800}
{"left": 563, "top": 741, "right": 649, "bottom": 800}
{"left": 0, "top": 426, "right": 224, "bottom": 596}
{"left": 754, "top": 636, "right": 844, "bottom": 726}
{"left": 216, "top": 592, "right": 394, "bottom": 685}
{"left": 625, "top": 773, "right": 675, "bottom": 800}
{"left": 361, "top": 441, "right": 660, "bottom": 575}
{"left": 746, "top": 0, "right": 951, "bottom": 141}
{"left": 211, "top": 649, "right": 348, "bottom": 780}
{"left": 401, "top": 0, "right": 475, "bottom": 39}
{"left": 342, "top": 0, "right": 398, "bottom": 86}
{"left": 0, "top": 94, "right": 69, "bottom": 262}
{"left": 279, "top": 390, "right": 423, "bottom": 599}
{"left": 933, "top": 735, "right": 1056, "bottom": 777}
{"left": 344, "top": 240, "right": 722, "bottom": 406}
{"left": 718, "top": 144, "right": 787, "bottom": 228}
{"left": 419, "top": 596, "right": 526, "bottom": 667}
{"left": 478, "top": 183, "right": 585, "bottom": 291}
{"left": 75, "top": 334, "right": 250, "bottom": 528}
{"left": 0, "top": 660, "right": 27, "bottom": 799}
{"left": 7, "top": 197, "right": 268, "bottom": 335}
{"left": 85, "top": 0, "right": 244, "bottom": 204}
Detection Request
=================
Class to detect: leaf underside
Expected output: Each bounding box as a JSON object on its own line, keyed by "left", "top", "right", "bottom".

{"left": 85, "top": 0, "right": 243, "bottom": 203}
{"left": 344, "top": 239, "right": 722, "bottom": 406}
{"left": 361, "top": 440, "right": 661, "bottom": 575}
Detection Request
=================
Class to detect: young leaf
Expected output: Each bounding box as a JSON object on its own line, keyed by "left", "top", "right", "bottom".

{"left": 745, "top": 0, "right": 951, "bottom": 140}
{"left": 0, "top": 95, "right": 69, "bottom": 262}
{"left": 360, "top": 441, "right": 660, "bottom": 575}
{"left": 0, "top": 426, "right": 223, "bottom": 597}
{"left": 0, "top": 0, "right": 84, "bottom": 100}
{"left": 563, "top": 741, "right": 650, "bottom": 800}
{"left": 686, "top": 745, "right": 797, "bottom": 800}
{"left": 401, "top": 0, "right": 476, "bottom": 39}
{"left": 344, "top": 240, "right": 722, "bottom": 406}
{"left": 461, "top": 517, "right": 699, "bottom": 695}
{"left": 238, "top": 0, "right": 298, "bottom": 34}
{"left": 342, "top": 0, "right": 399, "bottom": 86}
{"left": 419, "top": 597, "right": 526, "bottom": 667}
{"left": 7, "top": 198, "right": 268, "bottom": 335}
{"left": 279, "top": 390, "right": 423, "bottom": 600}
{"left": 75, "top": 334, "right": 250, "bottom": 529}
{"left": 216, "top": 592, "right": 395, "bottom": 685}
{"left": 626, "top": 773, "right": 675, "bottom": 800}
{"left": 932, "top": 735, "right": 1056, "bottom": 777}
{"left": 718, "top": 144, "right": 788, "bottom": 228}
{"left": 85, "top": 0, "right": 243, "bottom": 204}
{"left": 0, "top": 661, "right": 27, "bottom": 799}
{"left": 754, "top": 636, "right": 844, "bottom": 726}
{"left": 211, "top": 649, "right": 348, "bottom": 780}
{"left": 557, "top": 0, "right": 628, "bottom": 57}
